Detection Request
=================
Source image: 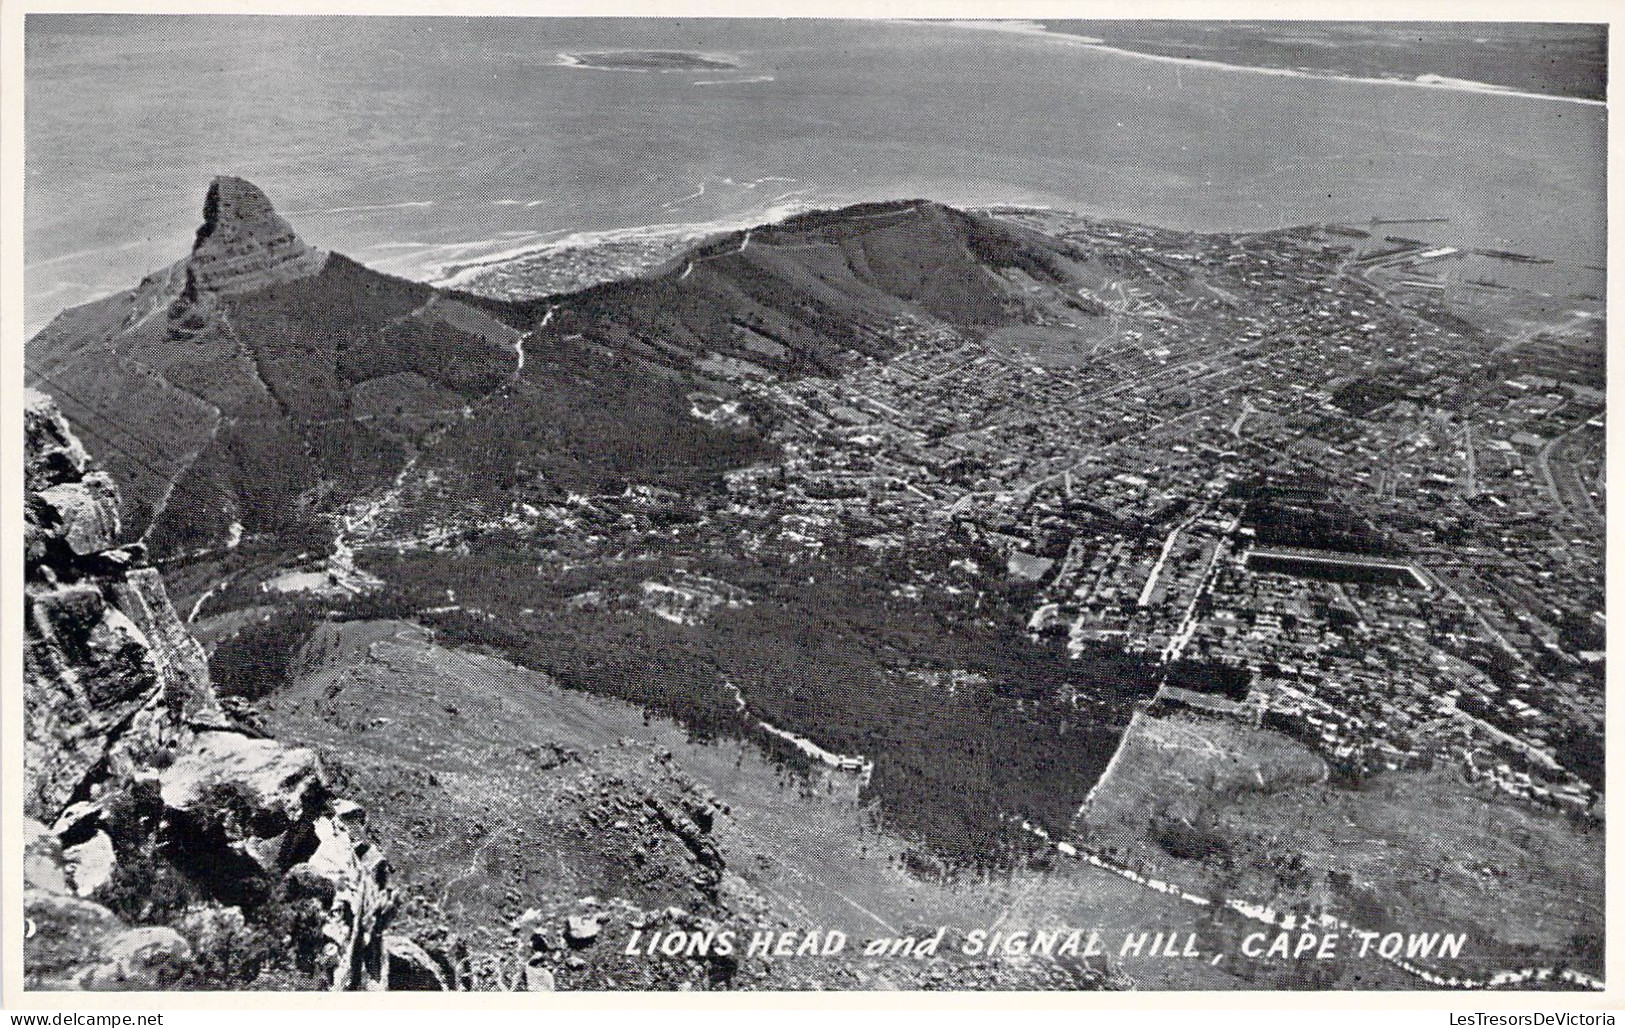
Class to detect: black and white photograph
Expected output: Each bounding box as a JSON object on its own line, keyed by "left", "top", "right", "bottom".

{"left": 9, "top": 8, "right": 1611, "bottom": 999}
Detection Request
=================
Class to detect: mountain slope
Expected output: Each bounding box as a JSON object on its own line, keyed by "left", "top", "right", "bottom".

{"left": 480, "top": 199, "right": 1086, "bottom": 378}
{"left": 27, "top": 178, "right": 520, "bottom": 555}
{"left": 417, "top": 199, "right": 1090, "bottom": 504}
{"left": 31, "top": 185, "right": 1089, "bottom": 558}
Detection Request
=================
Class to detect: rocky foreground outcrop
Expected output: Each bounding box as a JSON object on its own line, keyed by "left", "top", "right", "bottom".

{"left": 22, "top": 390, "right": 403, "bottom": 990}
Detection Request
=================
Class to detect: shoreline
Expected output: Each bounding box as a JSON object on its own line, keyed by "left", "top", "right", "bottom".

{"left": 910, "top": 20, "right": 1605, "bottom": 107}
{"left": 420, "top": 195, "right": 821, "bottom": 289}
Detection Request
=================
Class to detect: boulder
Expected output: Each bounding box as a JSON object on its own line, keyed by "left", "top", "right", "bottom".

{"left": 62, "top": 830, "right": 118, "bottom": 897}
{"left": 564, "top": 913, "right": 603, "bottom": 948}
{"left": 23, "top": 390, "right": 93, "bottom": 494}
{"left": 52, "top": 800, "right": 102, "bottom": 840}
{"left": 160, "top": 732, "right": 325, "bottom": 845}
{"left": 522, "top": 958, "right": 556, "bottom": 992}
{"left": 22, "top": 822, "right": 179, "bottom": 992}
{"left": 509, "top": 907, "right": 543, "bottom": 930}
{"left": 25, "top": 584, "right": 165, "bottom": 816}
{"left": 113, "top": 569, "right": 228, "bottom": 729}
{"left": 385, "top": 936, "right": 448, "bottom": 991}
{"left": 23, "top": 891, "right": 126, "bottom": 989}
{"left": 332, "top": 798, "right": 366, "bottom": 826}
{"left": 81, "top": 928, "right": 192, "bottom": 990}
{"left": 35, "top": 474, "right": 121, "bottom": 556}
{"left": 296, "top": 815, "right": 396, "bottom": 992}
{"left": 24, "top": 818, "right": 69, "bottom": 895}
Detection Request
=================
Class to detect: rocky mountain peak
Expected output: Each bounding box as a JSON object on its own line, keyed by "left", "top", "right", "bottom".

{"left": 194, "top": 176, "right": 283, "bottom": 243}
{"left": 184, "top": 175, "right": 326, "bottom": 295}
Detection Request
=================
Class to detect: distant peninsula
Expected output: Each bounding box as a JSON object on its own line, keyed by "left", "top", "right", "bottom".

{"left": 559, "top": 50, "right": 740, "bottom": 71}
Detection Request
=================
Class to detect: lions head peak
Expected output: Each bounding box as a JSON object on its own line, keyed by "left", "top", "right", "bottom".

{"left": 185, "top": 175, "right": 327, "bottom": 296}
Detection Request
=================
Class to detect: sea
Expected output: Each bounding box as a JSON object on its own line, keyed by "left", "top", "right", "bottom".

{"left": 23, "top": 16, "right": 1606, "bottom": 337}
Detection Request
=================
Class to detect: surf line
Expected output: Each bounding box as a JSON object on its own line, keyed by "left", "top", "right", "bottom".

{"left": 908, "top": 20, "right": 1605, "bottom": 107}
